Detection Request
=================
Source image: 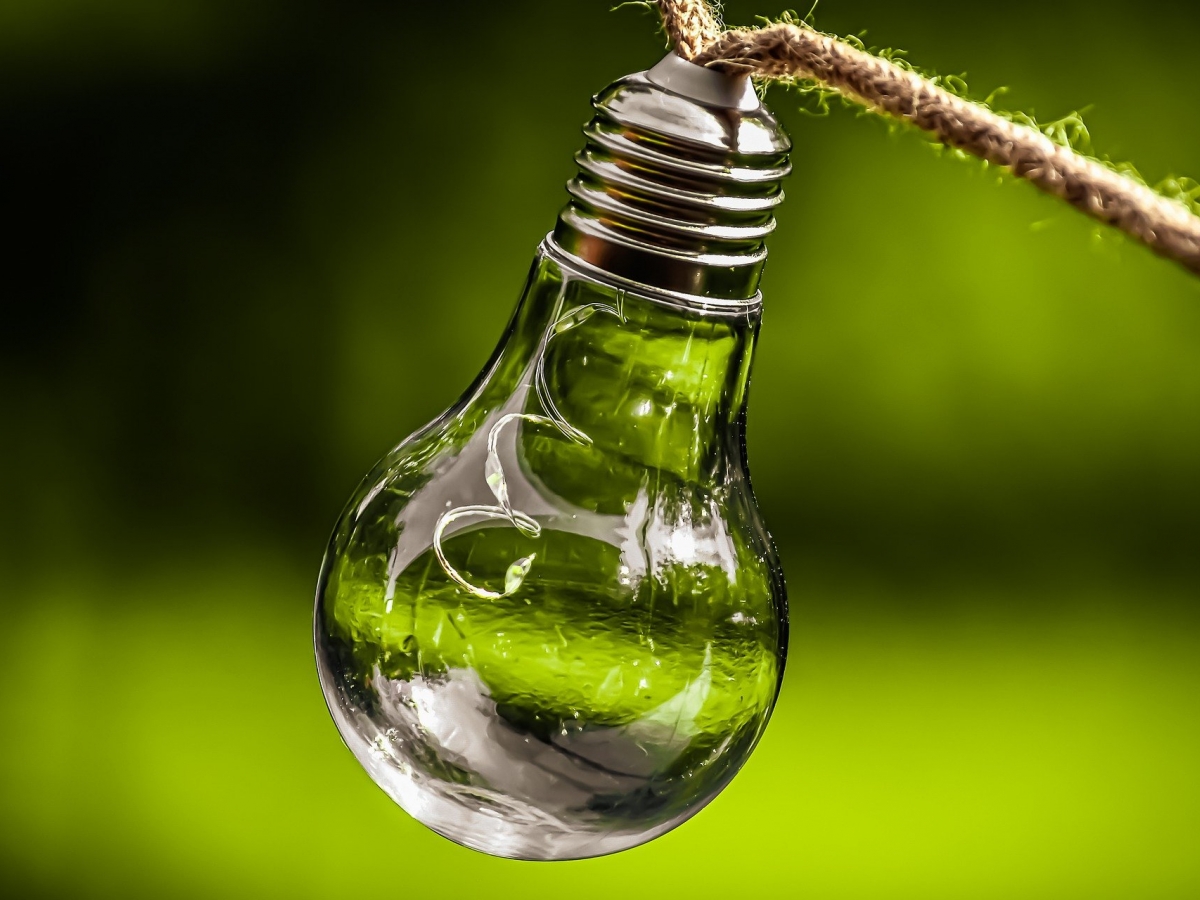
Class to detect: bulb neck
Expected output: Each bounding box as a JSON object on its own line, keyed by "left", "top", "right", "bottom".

{"left": 478, "top": 248, "right": 759, "bottom": 498}
{"left": 552, "top": 53, "right": 792, "bottom": 306}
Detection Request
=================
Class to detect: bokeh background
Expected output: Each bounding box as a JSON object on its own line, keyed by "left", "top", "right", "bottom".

{"left": 3, "top": 0, "right": 1199, "bottom": 896}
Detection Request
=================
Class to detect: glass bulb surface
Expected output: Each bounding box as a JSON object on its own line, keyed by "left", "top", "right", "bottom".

{"left": 315, "top": 245, "right": 788, "bottom": 860}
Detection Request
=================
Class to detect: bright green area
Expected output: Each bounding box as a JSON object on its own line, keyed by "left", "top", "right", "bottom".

{"left": 2, "top": 0, "right": 1200, "bottom": 894}
{"left": 328, "top": 537, "right": 777, "bottom": 734}
{"left": 3, "top": 562, "right": 1198, "bottom": 898}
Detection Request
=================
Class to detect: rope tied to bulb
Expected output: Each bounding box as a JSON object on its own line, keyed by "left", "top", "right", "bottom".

{"left": 653, "top": 0, "right": 1200, "bottom": 277}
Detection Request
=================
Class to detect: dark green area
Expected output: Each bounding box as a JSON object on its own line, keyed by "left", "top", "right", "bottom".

{"left": 2, "top": 0, "right": 1199, "bottom": 895}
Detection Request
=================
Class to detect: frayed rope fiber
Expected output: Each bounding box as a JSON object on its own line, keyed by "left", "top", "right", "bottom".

{"left": 654, "top": 0, "right": 1200, "bottom": 276}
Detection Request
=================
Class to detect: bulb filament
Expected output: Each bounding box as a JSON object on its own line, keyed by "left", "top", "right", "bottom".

{"left": 432, "top": 287, "right": 626, "bottom": 599}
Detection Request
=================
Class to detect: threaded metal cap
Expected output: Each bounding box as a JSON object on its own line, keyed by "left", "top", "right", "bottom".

{"left": 550, "top": 52, "right": 792, "bottom": 304}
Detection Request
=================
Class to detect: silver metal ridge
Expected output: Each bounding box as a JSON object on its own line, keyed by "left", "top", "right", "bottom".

{"left": 552, "top": 52, "right": 792, "bottom": 302}
{"left": 542, "top": 236, "right": 762, "bottom": 317}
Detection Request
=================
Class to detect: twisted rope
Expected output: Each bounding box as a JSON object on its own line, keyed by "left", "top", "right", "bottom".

{"left": 652, "top": 0, "right": 722, "bottom": 61}
{"left": 654, "top": 1, "right": 1200, "bottom": 277}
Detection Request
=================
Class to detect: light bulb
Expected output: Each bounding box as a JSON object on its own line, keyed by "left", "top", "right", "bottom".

{"left": 315, "top": 53, "right": 792, "bottom": 860}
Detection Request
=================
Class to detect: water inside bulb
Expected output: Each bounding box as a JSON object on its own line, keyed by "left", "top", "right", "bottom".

{"left": 314, "top": 245, "right": 788, "bottom": 859}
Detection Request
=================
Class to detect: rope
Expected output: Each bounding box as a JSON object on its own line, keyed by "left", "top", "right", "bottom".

{"left": 652, "top": 0, "right": 722, "bottom": 61}
{"left": 654, "top": 1, "right": 1200, "bottom": 277}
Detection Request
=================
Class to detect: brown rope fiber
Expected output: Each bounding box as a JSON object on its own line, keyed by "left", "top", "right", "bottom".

{"left": 654, "top": 1, "right": 1200, "bottom": 276}
{"left": 653, "top": 0, "right": 723, "bottom": 61}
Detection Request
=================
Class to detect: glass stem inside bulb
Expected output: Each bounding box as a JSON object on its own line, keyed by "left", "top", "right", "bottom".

{"left": 431, "top": 280, "right": 631, "bottom": 600}
{"left": 414, "top": 242, "right": 762, "bottom": 605}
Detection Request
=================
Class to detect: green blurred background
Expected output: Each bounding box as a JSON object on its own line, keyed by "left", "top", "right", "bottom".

{"left": 3, "top": 0, "right": 1199, "bottom": 896}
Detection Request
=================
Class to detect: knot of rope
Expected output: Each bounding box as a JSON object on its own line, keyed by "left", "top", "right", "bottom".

{"left": 653, "top": 0, "right": 1200, "bottom": 277}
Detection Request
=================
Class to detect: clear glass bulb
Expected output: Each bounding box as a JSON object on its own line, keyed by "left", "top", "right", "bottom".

{"left": 314, "top": 53, "right": 792, "bottom": 860}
